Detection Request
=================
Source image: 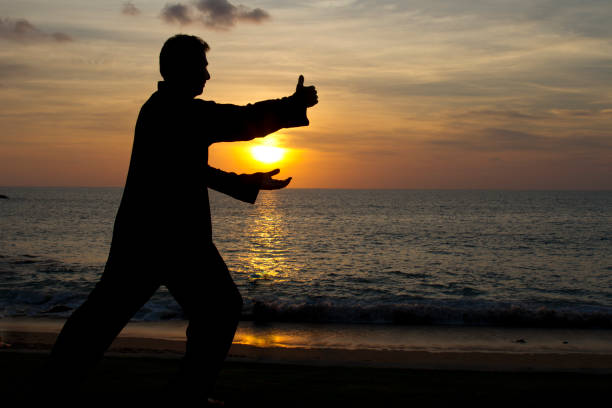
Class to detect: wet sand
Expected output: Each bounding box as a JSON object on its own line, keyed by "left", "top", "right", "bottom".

{"left": 3, "top": 328, "right": 612, "bottom": 372}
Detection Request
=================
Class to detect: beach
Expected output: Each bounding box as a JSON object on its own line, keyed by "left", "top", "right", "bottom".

{"left": 2, "top": 319, "right": 611, "bottom": 406}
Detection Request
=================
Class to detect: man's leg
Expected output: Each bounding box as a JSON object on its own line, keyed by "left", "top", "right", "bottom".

{"left": 165, "top": 244, "right": 243, "bottom": 398}
{"left": 44, "top": 257, "right": 159, "bottom": 393}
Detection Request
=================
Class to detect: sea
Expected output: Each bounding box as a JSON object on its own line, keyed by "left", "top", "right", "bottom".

{"left": 2, "top": 187, "right": 611, "bottom": 334}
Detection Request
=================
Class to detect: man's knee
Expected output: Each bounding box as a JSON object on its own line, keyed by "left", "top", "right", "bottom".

{"left": 208, "top": 282, "right": 243, "bottom": 321}
{"left": 225, "top": 283, "right": 243, "bottom": 318}
{"left": 235, "top": 290, "right": 244, "bottom": 317}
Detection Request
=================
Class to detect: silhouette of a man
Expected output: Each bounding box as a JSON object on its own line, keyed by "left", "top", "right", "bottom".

{"left": 47, "top": 34, "right": 317, "bottom": 400}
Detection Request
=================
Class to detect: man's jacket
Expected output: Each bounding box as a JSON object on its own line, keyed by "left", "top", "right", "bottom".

{"left": 108, "top": 81, "right": 307, "bottom": 270}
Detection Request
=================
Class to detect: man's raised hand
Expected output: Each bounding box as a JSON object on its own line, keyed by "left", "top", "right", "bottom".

{"left": 293, "top": 75, "right": 318, "bottom": 108}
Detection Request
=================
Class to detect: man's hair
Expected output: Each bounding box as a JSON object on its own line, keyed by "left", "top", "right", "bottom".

{"left": 159, "top": 34, "right": 210, "bottom": 81}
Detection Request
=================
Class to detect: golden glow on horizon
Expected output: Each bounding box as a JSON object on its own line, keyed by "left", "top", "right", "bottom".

{"left": 251, "top": 145, "right": 286, "bottom": 164}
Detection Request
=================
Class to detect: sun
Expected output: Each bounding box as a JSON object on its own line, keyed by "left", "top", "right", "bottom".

{"left": 251, "top": 145, "right": 286, "bottom": 164}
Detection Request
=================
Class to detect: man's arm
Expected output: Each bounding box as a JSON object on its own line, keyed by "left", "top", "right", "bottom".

{"left": 198, "top": 76, "right": 318, "bottom": 145}
{"left": 207, "top": 166, "right": 292, "bottom": 204}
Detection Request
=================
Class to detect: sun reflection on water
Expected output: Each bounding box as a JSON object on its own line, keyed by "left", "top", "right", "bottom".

{"left": 236, "top": 191, "right": 298, "bottom": 285}
{"left": 233, "top": 332, "right": 294, "bottom": 348}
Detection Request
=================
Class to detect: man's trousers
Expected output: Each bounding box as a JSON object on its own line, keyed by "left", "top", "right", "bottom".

{"left": 46, "top": 243, "right": 243, "bottom": 397}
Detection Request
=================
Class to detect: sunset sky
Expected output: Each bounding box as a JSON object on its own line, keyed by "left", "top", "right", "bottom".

{"left": 1, "top": 0, "right": 611, "bottom": 189}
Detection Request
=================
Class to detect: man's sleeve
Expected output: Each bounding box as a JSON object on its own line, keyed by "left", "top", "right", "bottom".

{"left": 196, "top": 96, "right": 309, "bottom": 144}
{"left": 207, "top": 166, "right": 260, "bottom": 204}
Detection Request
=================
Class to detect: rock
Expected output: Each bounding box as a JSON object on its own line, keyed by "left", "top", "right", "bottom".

{"left": 0, "top": 194, "right": 9, "bottom": 199}
{"left": 514, "top": 338, "right": 527, "bottom": 344}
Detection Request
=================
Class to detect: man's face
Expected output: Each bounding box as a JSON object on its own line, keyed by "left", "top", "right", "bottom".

{"left": 176, "top": 52, "right": 210, "bottom": 98}
{"left": 192, "top": 53, "right": 210, "bottom": 97}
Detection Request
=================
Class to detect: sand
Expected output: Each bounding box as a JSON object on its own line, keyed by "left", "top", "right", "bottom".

{"left": 1, "top": 321, "right": 611, "bottom": 406}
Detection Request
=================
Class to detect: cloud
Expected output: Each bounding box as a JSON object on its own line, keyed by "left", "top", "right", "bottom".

{"left": 196, "top": 0, "right": 270, "bottom": 28}
{"left": 0, "top": 59, "right": 30, "bottom": 78}
{"left": 161, "top": 3, "right": 194, "bottom": 25}
{"left": 352, "top": 0, "right": 612, "bottom": 38}
{"left": 161, "top": 0, "right": 270, "bottom": 30}
{"left": 436, "top": 127, "right": 551, "bottom": 152}
{"left": 452, "top": 110, "right": 542, "bottom": 120}
{"left": 481, "top": 128, "right": 546, "bottom": 151}
{"left": 51, "top": 32, "right": 72, "bottom": 42}
{"left": 122, "top": 2, "right": 141, "bottom": 16}
{"left": 0, "top": 17, "right": 73, "bottom": 43}
{"left": 549, "top": 109, "right": 593, "bottom": 118}
{"left": 428, "top": 127, "right": 612, "bottom": 153}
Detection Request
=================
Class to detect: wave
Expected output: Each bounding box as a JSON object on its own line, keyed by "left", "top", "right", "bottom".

{"left": 2, "top": 255, "right": 611, "bottom": 329}
{"left": 242, "top": 301, "right": 612, "bottom": 329}
{"left": 3, "top": 291, "right": 611, "bottom": 329}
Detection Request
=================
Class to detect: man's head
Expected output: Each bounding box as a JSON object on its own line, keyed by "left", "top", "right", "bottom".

{"left": 159, "top": 34, "right": 210, "bottom": 97}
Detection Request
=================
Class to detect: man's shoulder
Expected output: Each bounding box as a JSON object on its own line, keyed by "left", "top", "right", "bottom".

{"left": 140, "top": 91, "right": 161, "bottom": 109}
{"left": 136, "top": 93, "right": 223, "bottom": 124}
{"left": 145, "top": 93, "right": 217, "bottom": 108}
{"left": 135, "top": 92, "right": 158, "bottom": 118}
{"left": 139, "top": 91, "right": 192, "bottom": 111}
{"left": 193, "top": 98, "right": 217, "bottom": 107}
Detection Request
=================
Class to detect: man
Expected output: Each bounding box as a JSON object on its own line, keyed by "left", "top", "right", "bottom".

{"left": 46, "top": 34, "right": 318, "bottom": 401}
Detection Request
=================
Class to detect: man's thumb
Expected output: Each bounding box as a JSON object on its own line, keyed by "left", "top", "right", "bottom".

{"left": 296, "top": 75, "right": 304, "bottom": 90}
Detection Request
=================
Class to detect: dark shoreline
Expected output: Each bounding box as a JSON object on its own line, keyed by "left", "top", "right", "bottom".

{"left": 3, "top": 350, "right": 611, "bottom": 406}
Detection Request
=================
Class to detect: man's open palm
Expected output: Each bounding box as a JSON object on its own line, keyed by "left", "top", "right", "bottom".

{"left": 255, "top": 169, "right": 292, "bottom": 190}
